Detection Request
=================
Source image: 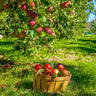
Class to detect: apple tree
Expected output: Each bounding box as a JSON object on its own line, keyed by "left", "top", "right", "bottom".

{"left": 0, "top": 0, "right": 94, "bottom": 53}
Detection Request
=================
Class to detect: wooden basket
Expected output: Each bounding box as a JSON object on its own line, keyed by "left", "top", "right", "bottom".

{"left": 33, "top": 70, "right": 71, "bottom": 93}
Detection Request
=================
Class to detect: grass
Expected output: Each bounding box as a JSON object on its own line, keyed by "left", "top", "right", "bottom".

{"left": 0, "top": 35, "right": 96, "bottom": 96}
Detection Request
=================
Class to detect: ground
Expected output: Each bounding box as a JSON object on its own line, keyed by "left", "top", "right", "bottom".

{"left": 0, "top": 34, "right": 96, "bottom": 96}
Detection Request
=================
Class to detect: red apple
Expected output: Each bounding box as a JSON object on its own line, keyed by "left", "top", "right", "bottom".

{"left": 48, "top": 7, "right": 53, "bottom": 11}
{"left": 51, "top": 69, "right": 59, "bottom": 78}
{"left": 49, "top": 2, "right": 52, "bottom": 5}
{"left": 37, "top": 27, "right": 43, "bottom": 33}
{"left": 85, "top": 1, "right": 88, "bottom": 4}
{"left": 21, "top": 4, "right": 28, "bottom": 11}
{"left": 63, "top": 2, "right": 70, "bottom": 8}
{"left": 47, "top": 80, "right": 50, "bottom": 85}
{"left": 1, "top": 84, "right": 5, "bottom": 88}
{"left": 62, "top": 69, "right": 69, "bottom": 76}
{"left": 4, "top": 64, "right": 9, "bottom": 68}
{"left": 31, "top": 12, "right": 38, "bottom": 20}
{"left": 27, "top": 10, "right": 33, "bottom": 17}
{"left": 3, "top": 4, "right": 9, "bottom": 10}
{"left": 68, "top": 1, "right": 71, "bottom": 4}
{"left": 45, "top": 28, "right": 52, "bottom": 35}
{"left": 51, "top": 32, "right": 56, "bottom": 37}
{"left": 29, "top": 21, "right": 36, "bottom": 27}
{"left": 60, "top": 3, "right": 64, "bottom": 9}
{"left": 44, "top": 63, "right": 52, "bottom": 72}
{"left": 15, "top": 82, "right": 19, "bottom": 85}
{"left": 14, "top": 88, "right": 18, "bottom": 91}
{"left": 35, "top": 64, "right": 42, "bottom": 71}
{"left": 46, "top": 72, "right": 51, "bottom": 76}
{"left": 56, "top": 63, "right": 65, "bottom": 70}
{"left": 30, "top": 1, "right": 35, "bottom": 7}
{"left": 49, "top": 19, "right": 53, "bottom": 23}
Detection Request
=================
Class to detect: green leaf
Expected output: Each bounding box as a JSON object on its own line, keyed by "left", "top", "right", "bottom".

{"left": 0, "top": 64, "right": 2, "bottom": 68}
{"left": 35, "top": 69, "right": 45, "bottom": 76}
{"left": 26, "top": 30, "right": 31, "bottom": 35}
{"left": 38, "top": 37, "right": 44, "bottom": 44}
{"left": 50, "top": 63, "right": 55, "bottom": 69}
{"left": 14, "top": 46, "right": 20, "bottom": 50}
{"left": 47, "top": 37, "right": 53, "bottom": 42}
{"left": 42, "top": 16, "right": 47, "bottom": 23}
{"left": 51, "top": 72, "right": 57, "bottom": 78}
{"left": 22, "top": 49, "right": 25, "bottom": 54}
{"left": 50, "top": 0, "right": 54, "bottom": 5}
{"left": 55, "top": 29, "right": 60, "bottom": 36}
{"left": 41, "top": 0, "right": 49, "bottom": 6}
{"left": 63, "top": 12, "right": 67, "bottom": 17}
{"left": 28, "top": 48, "right": 32, "bottom": 54}
{"left": 41, "top": 31, "right": 46, "bottom": 37}
{"left": 30, "top": 30, "right": 36, "bottom": 38}
{"left": 18, "top": 29, "right": 23, "bottom": 33}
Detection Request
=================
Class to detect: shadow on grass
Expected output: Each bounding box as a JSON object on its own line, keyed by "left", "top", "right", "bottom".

{"left": 59, "top": 38, "right": 96, "bottom": 54}
{"left": 0, "top": 41, "right": 14, "bottom": 46}
{"left": 0, "top": 40, "right": 15, "bottom": 55}
{"left": 78, "top": 39, "right": 96, "bottom": 43}
{"left": 78, "top": 92, "right": 96, "bottom": 96}
{"left": 18, "top": 80, "right": 33, "bottom": 89}
{"left": 64, "top": 46, "right": 96, "bottom": 54}
{"left": 0, "top": 59, "right": 14, "bottom": 65}
{"left": 0, "top": 49, "right": 15, "bottom": 56}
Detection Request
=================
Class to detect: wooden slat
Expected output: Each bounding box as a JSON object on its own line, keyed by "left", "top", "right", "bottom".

{"left": 48, "top": 81, "right": 55, "bottom": 93}
{"left": 36, "top": 75, "right": 41, "bottom": 90}
{"left": 60, "top": 80, "right": 69, "bottom": 92}
{"left": 33, "top": 72, "right": 36, "bottom": 89}
{"left": 41, "top": 79, "right": 48, "bottom": 92}
{"left": 54, "top": 81, "right": 61, "bottom": 93}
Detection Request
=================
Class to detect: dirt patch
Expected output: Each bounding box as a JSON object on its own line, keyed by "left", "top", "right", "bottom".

{"left": 44, "top": 56, "right": 64, "bottom": 62}
{"left": 81, "top": 55, "right": 96, "bottom": 62}
{"left": 91, "top": 53, "right": 96, "bottom": 56}
{"left": 65, "top": 54, "right": 79, "bottom": 60}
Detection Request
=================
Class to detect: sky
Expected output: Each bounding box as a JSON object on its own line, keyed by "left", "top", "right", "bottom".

{"left": 86, "top": 0, "right": 96, "bottom": 22}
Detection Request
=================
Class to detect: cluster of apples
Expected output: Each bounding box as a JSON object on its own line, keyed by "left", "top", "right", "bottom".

{"left": 13, "top": 1, "right": 56, "bottom": 39}
{"left": 34, "top": 63, "right": 69, "bottom": 78}
{"left": 60, "top": 1, "right": 71, "bottom": 9}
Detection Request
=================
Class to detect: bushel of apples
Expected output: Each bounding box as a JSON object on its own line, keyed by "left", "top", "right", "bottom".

{"left": 34, "top": 63, "right": 70, "bottom": 78}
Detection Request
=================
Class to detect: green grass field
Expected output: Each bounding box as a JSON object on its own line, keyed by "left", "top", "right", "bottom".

{"left": 0, "top": 35, "right": 96, "bottom": 96}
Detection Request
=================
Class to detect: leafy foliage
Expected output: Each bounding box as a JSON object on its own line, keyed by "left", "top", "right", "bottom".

{"left": 0, "top": 0, "right": 94, "bottom": 53}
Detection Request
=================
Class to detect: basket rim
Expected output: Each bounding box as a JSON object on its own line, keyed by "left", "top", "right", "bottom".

{"left": 33, "top": 70, "right": 72, "bottom": 81}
